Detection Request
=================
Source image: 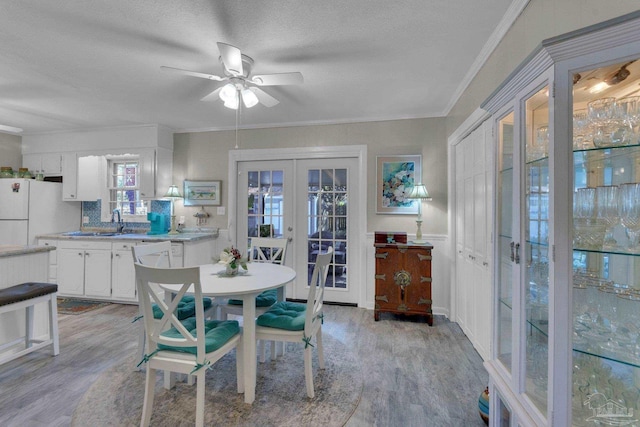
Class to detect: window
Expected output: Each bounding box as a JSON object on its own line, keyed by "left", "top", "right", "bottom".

{"left": 101, "top": 156, "right": 148, "bottom": 222}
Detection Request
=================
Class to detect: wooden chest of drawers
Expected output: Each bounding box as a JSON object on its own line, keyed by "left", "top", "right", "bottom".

{"left": 374, "top": 242, "right": 433, "bottom": 325}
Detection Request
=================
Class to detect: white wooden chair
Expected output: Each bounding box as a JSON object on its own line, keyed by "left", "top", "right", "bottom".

{"left": 255, "top": 247, "right": 332, "bottom": 398}
{"left": 219, "top": 238, "right": 288, "bottom": 359}
{"left": 134, "top": 263, "right": 243, "bottom": 427}
{"left": 131, "top": 241, "right": 214, "bottom": 371}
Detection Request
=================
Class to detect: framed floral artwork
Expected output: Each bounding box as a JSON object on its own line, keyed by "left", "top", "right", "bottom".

{"left": 183, "top": 180, "right": 221, "bottom": 206}
{"left": 376, "top": 155, "right": 421, "bottom": 214}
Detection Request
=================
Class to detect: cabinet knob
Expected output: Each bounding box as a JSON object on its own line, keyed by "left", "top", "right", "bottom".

{"left": 78, "top": 252, "right": 83, "bottom": 256}
{"left": 115, "top": 253, "right": 120, "bottom": 258}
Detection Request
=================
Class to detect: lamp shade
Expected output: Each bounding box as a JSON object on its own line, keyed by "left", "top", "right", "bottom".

{"left": 219, "top": 83, "right": 237, "bottom": 103}
{"left": 164, "top": 185, "right": 182, "bottom": 199}
{"left": 241, "top": 88, "right": 259, "bottom": 108}
{"left": 407, "top": 183, "right": 432, "bottom": 200}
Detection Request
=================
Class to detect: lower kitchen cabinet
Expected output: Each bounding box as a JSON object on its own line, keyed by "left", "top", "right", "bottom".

{"left": 39, "top": 236, "right": 215, "bottom": 302}
{"left": 57, "top": 241, "right": 112, "bottom": 297}
{"left": 111, "top": 242, "right": 137, "bottom": 301}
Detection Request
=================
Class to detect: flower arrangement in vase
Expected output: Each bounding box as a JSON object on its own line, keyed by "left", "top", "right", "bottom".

{"left": 218, "top": 247, "right": 248, "bottom": 276}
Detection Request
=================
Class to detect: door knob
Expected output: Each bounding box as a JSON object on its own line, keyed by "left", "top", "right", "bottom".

{"left": 288, "top": 226, "right": 293, "bottom": 232}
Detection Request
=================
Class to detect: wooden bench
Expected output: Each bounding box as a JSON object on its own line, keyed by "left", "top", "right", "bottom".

{"left": 0, "top": 282, "right": 59, "bottom": 365}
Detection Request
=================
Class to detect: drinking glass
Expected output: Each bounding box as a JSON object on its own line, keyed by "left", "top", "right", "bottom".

{"left": 618, "top": 183, "right": 640, "bottom": 250}
{"left": 573, "top": 109, "right": 593, "bottom": 150}
{"left": 615, "top": 96, "right": 640, "bottom": 145}
{"left": 596, "top": 185, "right": 620, "bottom": 249}
{"left": 588, "top": 97, "right": 618, "bottom": 147}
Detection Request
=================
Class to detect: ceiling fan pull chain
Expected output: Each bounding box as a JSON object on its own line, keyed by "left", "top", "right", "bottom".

{"left": 235, "top": 94, "right": 240, "bottom": 149}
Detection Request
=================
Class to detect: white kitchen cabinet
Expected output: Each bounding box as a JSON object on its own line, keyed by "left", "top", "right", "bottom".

{"left": 483, "top": 13, "right": 640, "bottom": 426}
{"left": 111, "top": 241, "right": 137, "bottom": 301}
{"left": 76, "top": 155, "right": 103, "bottom": 201}
{"left": 56, "top": 240, "right": 112, "bottom": 298}
{"left": 62, "top": 153, "right": 78, "bottom": 201}
{"left": 22, "top": 153, "right": 63, "bottom": 176}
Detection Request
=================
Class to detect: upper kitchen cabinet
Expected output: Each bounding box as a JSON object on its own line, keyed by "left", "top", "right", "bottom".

{"left": 22, "top": 153, "right": 63, "bottom": 176}
{"left": 482, "top": 12, "right": 640, "bottom": 427}
{"left": 22, "top": 125, "right": 173, "bottom": 201}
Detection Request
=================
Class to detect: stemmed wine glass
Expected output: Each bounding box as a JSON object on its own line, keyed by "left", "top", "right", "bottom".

{"left": 588, "top": 97, "right": 618, "bottom": 147}
{"left": 596, "top": 185, "right": 620, "bottom": 249}
{"left": 615, "top": 96, "right": 640, "bottom": 145}
{"left": 618, "top": 183, "right": 640, "bottom": 251}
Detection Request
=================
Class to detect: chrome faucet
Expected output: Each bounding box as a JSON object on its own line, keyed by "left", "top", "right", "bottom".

{"left": 111, "top": 208, "right": 125, "bottom": 233}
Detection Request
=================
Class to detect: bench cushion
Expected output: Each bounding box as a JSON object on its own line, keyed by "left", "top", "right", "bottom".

{"left": 152, "top": 296, "right": 213, "bottom": 320}
{"left": 228, "top": 289, "right": 277, "bottom": 308}
{"left": 0, "top": 282, "right": 57, "bottom": 307}
{"left": 256, "top": 301, "right": 306, "bottom": 331}
{"left": 158, "top": 319, "right": 240, "bottom": 354}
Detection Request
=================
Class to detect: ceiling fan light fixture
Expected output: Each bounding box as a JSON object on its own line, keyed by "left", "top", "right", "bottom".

{"left": 241, "top": 88, "right": 259, "bottom": 108}
{"left": 219, "top": 83, "right": 237, "bottom": 103}
{"left": 224, "top": 92, "right": 239, "bottom": 110}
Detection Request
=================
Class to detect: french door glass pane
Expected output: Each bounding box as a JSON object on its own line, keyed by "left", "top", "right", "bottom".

{"left": 307, "top": 168, "right": 347, "bottom": 289}
{"left": 247, "top": 169, "right": 284, "bottom": 244}
{"left": 524, "top": 85, "right": 550, "bottom": 413}
{"left": 497, "top": 111, "right": 515, "bottom": 372}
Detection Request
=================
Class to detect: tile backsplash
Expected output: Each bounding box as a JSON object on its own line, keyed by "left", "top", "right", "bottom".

{"left": 82, "top": 200, "right": 171, "bottom": 230}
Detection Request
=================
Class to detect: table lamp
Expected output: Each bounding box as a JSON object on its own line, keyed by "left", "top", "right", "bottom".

{"left": 164, "top": 184, "right": 182, "bottom": 235}
{"left": 407, "top": 183, "right": 432, "bottom": 244}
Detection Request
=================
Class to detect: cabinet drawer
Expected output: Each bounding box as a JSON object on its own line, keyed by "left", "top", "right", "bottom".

{"left": 57, "top": 240, "right": 113, "bottom": 250}
{"left": 112, "top": 241, "right": 139, "bottom": 251}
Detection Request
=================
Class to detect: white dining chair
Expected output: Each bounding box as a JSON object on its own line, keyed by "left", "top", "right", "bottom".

{"left": 135, "top": 263, "right": 243, "bottom": 427}
{"left": 131, "top": 241, "right": 214, "bottom": 370}
{"left": 219, "top": 237, "right": 288, "bottom": 359}
{"left": 255, "top": 246, "right": 332, "bottom": 398}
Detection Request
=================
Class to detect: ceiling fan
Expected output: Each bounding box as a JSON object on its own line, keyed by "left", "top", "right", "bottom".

{"left": 161, "top": 42, "right": 303, "bottom": 109}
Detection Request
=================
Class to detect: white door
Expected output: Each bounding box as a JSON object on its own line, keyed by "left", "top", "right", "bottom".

{"left": 236, "top": 157, "right": 360, "bottom": 304}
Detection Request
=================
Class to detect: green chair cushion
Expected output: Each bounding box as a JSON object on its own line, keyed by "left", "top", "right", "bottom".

{"left": 152, "top": 296, "right": 212, "bottom": 320}
{"left": 158, "top": 319, "right": 240, "bottom": 354}
{"left": 256, "top": 301, "right": 306, "bottom": 331}
{"left": 228, "top": 289, "right": 277, "bottom": 307}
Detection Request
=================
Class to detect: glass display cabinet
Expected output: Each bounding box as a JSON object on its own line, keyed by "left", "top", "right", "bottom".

{"left": 483, "top": 12, "right": 640, "bottom": 426}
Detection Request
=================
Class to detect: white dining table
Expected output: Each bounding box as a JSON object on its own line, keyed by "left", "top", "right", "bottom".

{"left": 161, "top": 262, "right": 296, "bottom": 404}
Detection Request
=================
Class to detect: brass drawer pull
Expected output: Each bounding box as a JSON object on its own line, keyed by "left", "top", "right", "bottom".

{"left": 417, "top": 253, "right": 432, "bottom": 261}
{"left": 375, "top": 295, "right": 389, "bottom": 302}
{"left": 375, "top": 252, "right": 389, "bottom": 259}
{"left": 420, "top": 277, "right": 432, "bottom": 283}
{"left": 375, "top": 274, "right": 386, "bottom": 280}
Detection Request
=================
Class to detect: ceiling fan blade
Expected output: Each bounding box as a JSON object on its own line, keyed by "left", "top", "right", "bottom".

{"left": 200, "top": 87, "right": 223, "bottom": 102}
{"left": 160, "top": 66, "right": 225, "bottom": 81}
{"left": 217, "top": 42, "right": 243, "bottom": 76}
{"left": 249, "top": 87, "right": 279, "bottom": 107}
{"left": 251, "top": 72, "right": 303, "bottom": 86}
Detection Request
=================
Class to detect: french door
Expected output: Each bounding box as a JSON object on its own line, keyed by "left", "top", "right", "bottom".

{"left": 236, "top": 157, "right": 360, "bottom": 304}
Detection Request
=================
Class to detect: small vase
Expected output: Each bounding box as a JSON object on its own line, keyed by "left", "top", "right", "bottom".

{"left": 225, "top": 264, "right": 239, "bottom": 276}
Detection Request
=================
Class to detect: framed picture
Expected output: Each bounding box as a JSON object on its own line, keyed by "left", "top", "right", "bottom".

{"left": 183, "top": 180, "right": 221, "bottom": 206}
{"left": 376, "top": 155, "right": 421, "bottom": 214}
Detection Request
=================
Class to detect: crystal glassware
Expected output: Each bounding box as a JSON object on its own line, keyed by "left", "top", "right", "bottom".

{"left": 588, "top": 97, "right": 619, "bottom": 147}
{"left": 615, "top": 96, "right": 640, "bottom": 145}
{"left": 596, "top": 185, "right": 620, "bottom": 249}
{"left": 618, "top": 183, "right": 640, "bottom": 251}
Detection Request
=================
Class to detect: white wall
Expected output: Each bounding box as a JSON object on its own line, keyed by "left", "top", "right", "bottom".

{"left": 173, "top": 118, "right": 448, "bottom": 234}
{"left": 0, "top": 132, "right": 22, "bottom": 171}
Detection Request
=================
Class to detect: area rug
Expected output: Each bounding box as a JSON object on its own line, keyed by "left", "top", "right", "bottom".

{"left": 72, "top": 334, "right": 363, "bottom": 426}
{"left": 57, "top": 298, "right": 111, "bottom": 315}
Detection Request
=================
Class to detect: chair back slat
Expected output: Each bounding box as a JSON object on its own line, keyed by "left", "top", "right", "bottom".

{"left": 305, "top": 247, "right": 332, "bottom": 336}
{"left": 249, "top": 237, "right": 288, "bottom": 265}
{"left": 131, "top": 241, "right": 174, "bottom": 267}
{"left": 134, "top": 263, "right": 206, "bottom": 358}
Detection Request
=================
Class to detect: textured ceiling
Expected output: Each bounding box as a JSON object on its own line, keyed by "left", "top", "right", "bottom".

{"left": 0, "top": 0, "right": 516, "bottom": 135}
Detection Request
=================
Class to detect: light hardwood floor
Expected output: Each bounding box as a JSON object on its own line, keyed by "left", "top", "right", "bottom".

{"left": 0, "top": 304, "right": 488, "bottom": 427}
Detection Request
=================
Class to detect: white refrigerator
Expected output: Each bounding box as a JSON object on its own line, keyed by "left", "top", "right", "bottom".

{"left": 0, "top": 179, "right": 81, "bottom": 245}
